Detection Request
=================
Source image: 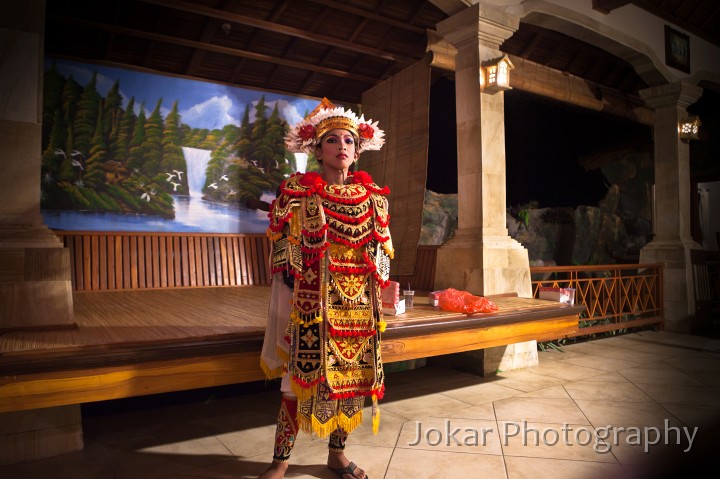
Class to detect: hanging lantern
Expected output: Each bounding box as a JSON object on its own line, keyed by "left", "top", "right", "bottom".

{"left": 677, "top": 115, "right": 701, "bottom": 142}
{"left": 482, "top": 54, "right": 514, "bottom": 93}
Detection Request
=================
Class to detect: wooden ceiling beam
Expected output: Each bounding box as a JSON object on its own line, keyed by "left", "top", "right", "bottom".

{"left": 306, "top": 0, "right": 426, "bottom": 34}
{"left": 50, "top": 15, "right": 380, "bottom": 84}
{"left": 138, "top": 0, "right": 411, "bottom": 63}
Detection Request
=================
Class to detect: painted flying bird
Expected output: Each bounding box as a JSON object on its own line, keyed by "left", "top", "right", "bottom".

{"left": 170, "top": 181, "right": 181, "bottom": 191}
{"left": 220, "top": 174, "right": 229, "bottom": 181}
{"left": 172, "top": 170, "right": 184, "bottom": 181}
{"left": 208, "top": 182, "right": 218, "bottom": 189}
{"left": 141, "top": 192, "right": 151, "bottom": 202}
{"left": 71, "top": 159, "right": 84, "bottom": 170}
{"left": 165, "top": 172, "right": 177, "bottom": 181}
{"left": 71, "top": 150, "right": 85, "bottom": 157}
{"left": 54, "top": 148, "right": 66, "bottom": 158}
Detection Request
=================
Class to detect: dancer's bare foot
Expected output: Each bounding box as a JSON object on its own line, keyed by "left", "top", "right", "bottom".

{"left": 327, "top": 450, "right": 367, "bottom": 479}
{"left": 257, "top": 461, "right": 288, "bottom": 479}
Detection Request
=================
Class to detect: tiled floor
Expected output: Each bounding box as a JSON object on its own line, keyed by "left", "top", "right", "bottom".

{"left": 3, "top": 330, "right": 720, "bottom": 479}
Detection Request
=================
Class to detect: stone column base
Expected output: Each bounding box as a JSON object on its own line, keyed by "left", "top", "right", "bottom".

{"left": 429, "top": 341, "right": 539, "bottom": 377}
{"left": 0, "top": 405, "right": 84, "bottom": 465}
{"left": 434, "top": 231, "right": 532, "bottom": 298}
{"left": 640, "top": 238, "right": 700, "bottom": 333}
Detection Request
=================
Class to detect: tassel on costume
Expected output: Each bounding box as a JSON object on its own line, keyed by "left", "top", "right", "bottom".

{"left": 372, "top": 392, "right": 380, "bottom": 435}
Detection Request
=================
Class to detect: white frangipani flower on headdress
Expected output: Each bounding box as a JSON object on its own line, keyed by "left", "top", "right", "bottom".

{"left": 285, "top": 97, "right": 385, "bottom": 154}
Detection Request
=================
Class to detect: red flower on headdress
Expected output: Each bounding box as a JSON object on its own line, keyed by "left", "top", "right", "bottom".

{"left": 298, "top": 171, "right": 325, "bottom": 188}
{"left": 350, "top": 171, "right": 373, "bottom": 185}
{"left": 299, "top": 124, "right": 316, "bottom": 141}
{"left": 358, "top": 123, "right": 374, "bottom": 140}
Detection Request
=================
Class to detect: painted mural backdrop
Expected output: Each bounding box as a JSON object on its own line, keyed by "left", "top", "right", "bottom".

{"left": 40, "top": 59, "right": 319, "bottom": 233}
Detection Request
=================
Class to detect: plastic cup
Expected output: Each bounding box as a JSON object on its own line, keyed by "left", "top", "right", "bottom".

{"left": 403, "top": 290, "right": 415, "bottom": 309}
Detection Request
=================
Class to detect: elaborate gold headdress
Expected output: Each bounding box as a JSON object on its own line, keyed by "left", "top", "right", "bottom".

{"left": 285, "top": 97, "right": 385, "bottom": 154}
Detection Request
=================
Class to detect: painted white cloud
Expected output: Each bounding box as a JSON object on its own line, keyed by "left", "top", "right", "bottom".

{"left": 180, "top": 95, "right": 239, "bottom": 130}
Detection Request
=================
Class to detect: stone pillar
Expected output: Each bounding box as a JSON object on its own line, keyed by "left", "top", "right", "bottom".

{"left": 0, "top": 1, "right": 74, "bottom": 331}
{"left": 431, "top": 3, "right": 535, "bottom": 376}
{"left": 639, "top": 81, "right": 703, "bottom": 333}
{"left": 434, "top": 3, "right": 531, "bottom": 298}
{"left": 0, "top": 0, "right": 82, "bottom": 464}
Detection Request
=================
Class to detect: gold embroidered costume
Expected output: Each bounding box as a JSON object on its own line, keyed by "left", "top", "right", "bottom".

{"left": 261, "top": 170, "right": 393, "bottom": 438}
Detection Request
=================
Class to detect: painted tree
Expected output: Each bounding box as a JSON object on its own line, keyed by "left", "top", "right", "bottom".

{"left": 83, "top": 100, "right": 108, "bottom": 188}
{"left": 159, "top": 100, "right": 187, "bottom": 194}
{"left": 127, "top": 102, "right": 147, "bottom": 173}
{"left": 111, "top": 97, "right": 136, "bottom": 165}
{"left": 142, "top": 98, "right": 165, "bottom": 175}
{"left": 42, "top": 62, "right": 65, "bottom": 146}
{"left": 103, "top": 79, "right": 123, "bottom": 139}
{"left": 72, "top": 72, "right": 101, "bottom": 156}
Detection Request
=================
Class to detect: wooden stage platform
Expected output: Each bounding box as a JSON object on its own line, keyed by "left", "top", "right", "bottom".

{"left": 0, "top": 288, "right": 584, "bottom": 413}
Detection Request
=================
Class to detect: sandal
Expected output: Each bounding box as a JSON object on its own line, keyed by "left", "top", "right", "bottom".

{"left": 328, "top": 461, "right": 368, "bottom": 479}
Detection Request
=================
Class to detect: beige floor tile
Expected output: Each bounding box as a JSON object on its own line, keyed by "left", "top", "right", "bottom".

{"left": 395, "top": 417, "right": 502, "bottom": 454}
{"left": 444, "top": 402, "right": 497, "bottom": 420}
{"left": 494, "top": 397, "right": 589, "bottom": 425}
{"left": 618, "top": 365, "right": 705, "bottom": 386}
{"left": 574, "top": 399, "right": 682, "bottom": 429}
{"left": 632, "top": 382, "right": 720, "bottom": 406}
{"left": 214, "top": 422, "right": 279, "bottom": 458}
{"left": 664, "top": 353, "right": 720, "bottom": 373}
{"left": 385, "top": 447, "right": 507, "bottom": 479}
{"left": 494, "top": 369, "right": 567, "bottom": 392}
{"left": 289, "top": 440, "right": 394, "bottom": 479}
{"left": 381, "top": 390, "right": 474, "bottom": 420}
{"left": 560, "top": 343, "right": 670, "bottom": 364}
{"left": 536, "top": 349, "right": 590, "bottom": 363}
{"left": 438, "top": 380, "right": 524, "bottom": 405}
{"left": 562, "top": 354, "right": 640, "bottom": 372}
{"left": 516, "top": 385, "right": 571, "bottom": 399}
{"left": 578, "top": 371, "right": 633, "bottom": 383}
{"left": 606, "top": 428, "right": 697, "bottom": 466}
{"left": 497, "top": 421, "right": 617, "bottom": 462}
{"left": 564, "top": 381, "right": 654, "bottom": 403}
{"left": 340, "top": 406, "right": 406, "bottom": 449}
{"left": 528, "top": 362, "right": 607, "bottom": 381}
{"left": 659, "top": 403, "right": 720, "bottom": 428}
{"left": 505, "top": 455, "right": 623, "bottom": 479}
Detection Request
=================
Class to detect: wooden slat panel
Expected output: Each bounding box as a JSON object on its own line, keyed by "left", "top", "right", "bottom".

{"left": 189, "top": 237, "right": 199, "bottom": 287}
{"left": 160, "top": 236, "right": 168, "bottom": 288}
{"left": 248, "top": 236, "right": 260, "bottom": 286}
{"left": 219, "top": 237, "right": 231, "bottom": 286}
{"left": 230, "top": 237, "right": 241, "bottom": 285}
{"left": 203, "top": 237, "right": 212, "bottom": 287}
{"left": 82, "top": 235, "right": 91, "bottom": 291}
{"left": 129, "top": 236, "right": 139, "bottom": 289}
{"left": 239, "top": 237, "right": 250, "bottom": 285}
{"left": 179, "top": 237, "right": 188, "bottom": 287}
{"left": 114, "top": 235, "right": 122, "bottom": 290}
{"left": 53, "top": 232, "right": 276, "bottom": 290}
{"left": 138, "top": 236, "right": 147, "bottom": 289}
{"left": 90, "top": 235, "right": 99, "bottom": 291}
{"left": 208, "top": 237, "right": 218, "bottom": 286}
{"left": 98, "top": 235, "right": 108, "bottom": 291}
{"left": 168, "top": 236, "right": 182, "bottom": 287}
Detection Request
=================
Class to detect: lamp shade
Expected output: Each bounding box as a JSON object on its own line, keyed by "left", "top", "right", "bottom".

{"left": 678, "top": 115, "right": 701, "bottom": 141}
{"left": 482, "top": 55, "right": 514, "bottom": 93}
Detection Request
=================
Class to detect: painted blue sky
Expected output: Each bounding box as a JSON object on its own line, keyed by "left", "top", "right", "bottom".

{"left": 46, "top": 58, "right": 321, "bottom": 130}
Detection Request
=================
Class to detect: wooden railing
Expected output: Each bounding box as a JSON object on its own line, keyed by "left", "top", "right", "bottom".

{"left": 531, "top": 263, "right": 664, "bottom": 337}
